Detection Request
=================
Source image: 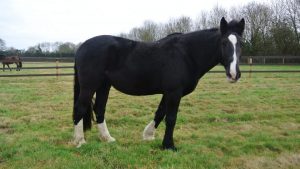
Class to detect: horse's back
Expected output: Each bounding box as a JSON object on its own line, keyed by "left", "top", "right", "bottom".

{"left": 75, "top": 35, "right": 138, "bottom": 89}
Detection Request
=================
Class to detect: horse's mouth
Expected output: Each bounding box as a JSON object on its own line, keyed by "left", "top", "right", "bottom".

{"left": 227, "top": 76, "right": 238, "bottom": 83}
{"left": 226, "top": 69, "right": 240, "bottom": 83}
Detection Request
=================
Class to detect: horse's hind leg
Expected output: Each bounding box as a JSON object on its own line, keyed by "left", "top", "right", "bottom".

{"left": 16, "top": 63, "right": 19, "bottom": 71}
{"left": 94, "top": 81, "right": 115, "bottom": 142}
{"left": 7, "top": 64, "right": 11, "bottom": 71}
{"left": 143, "top": 96, "right": 166, "bottom": 140}
{"left": 73, "top": 88, "right": 94, "bottom": 147}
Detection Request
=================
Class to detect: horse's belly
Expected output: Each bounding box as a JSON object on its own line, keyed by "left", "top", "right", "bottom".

{"left": 107, "top": 71, "right": 161, "bottom": 96}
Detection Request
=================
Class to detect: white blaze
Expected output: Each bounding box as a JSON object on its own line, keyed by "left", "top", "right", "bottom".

{"left": 228, "top": 34, "right": 237, "bottom": 80}
{"left": 97, "top": 120, "right": 116, "bottom": 142}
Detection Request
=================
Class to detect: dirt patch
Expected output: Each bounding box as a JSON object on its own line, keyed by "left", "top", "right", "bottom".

{"left": 228, "top": 153, "right": 300, "bottom": 169}
{"left": 0, "top": 118, "right": 14, "bottom": 134}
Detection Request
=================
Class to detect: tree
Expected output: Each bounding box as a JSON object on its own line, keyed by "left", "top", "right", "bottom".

{"left": 271, "top": 0, "right": 286, "bottom": 24}
{"left": 26, "top": 45, "right": 42, "bottom": 54}
{"left": 163, "top": 16, "right": 192, "bottom": 35}
{"left": 138, "top": 21, "right": 160, "bottom": 42}
{"left": 125, "top": 21, "right": 160, "bottom": 42}
{"left": 228, "top": 6, "right": 243, "bottom": 21}
{"left": 207, "top": 5, "right": 228, "bottom": 28}
{"left": 271, "top": 22, "right": 299, "bottom": 55}
{"left": 58, "top": 42, "right": 76, "bottom": 54}
{"left": 194, "top": 11, "right": 208, "bottom": 30}
{"left": 242, "top": 2, "right": 273, "bottom": 55}
{"left": 38, "top": 42, "right": 52, "bottom": 53}
{"left": 285, "top": 0, "right": 300, "bottom": 43}
{"left": 0, "top": 38, "right": 6, "bottom": 51}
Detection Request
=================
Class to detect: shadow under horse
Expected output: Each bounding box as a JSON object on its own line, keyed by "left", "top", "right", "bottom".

{"left": 73, "top": 17, "right": 245, "bottom": 150}
{"left": 1, "top": 55, "right": 22, "bottom": 71}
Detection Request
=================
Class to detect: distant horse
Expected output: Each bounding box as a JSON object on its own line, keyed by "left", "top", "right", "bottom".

{"left": 73, "top": 17, "right": 245, "bottom": 150}
{"left": 1, "top": 55, "right": 22, "bottom": 71}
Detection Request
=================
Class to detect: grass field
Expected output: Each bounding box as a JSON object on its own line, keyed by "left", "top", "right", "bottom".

{"left": 0, "top": 64, "right": 300, "bottom": 169}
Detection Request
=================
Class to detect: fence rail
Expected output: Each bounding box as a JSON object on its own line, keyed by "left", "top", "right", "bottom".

{"left": 16, "top": 56, "right": 300, "bottom": 64}
{"left": 12, "top": 66, "right": 73, "bottom": 70}
{"left": 1, "top": 70, "right": 300, "bottom": 78}
{"left": 0, "top": 56, "right": 298, "bottom": 66}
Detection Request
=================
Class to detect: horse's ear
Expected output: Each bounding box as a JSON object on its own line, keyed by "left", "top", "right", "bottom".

{"left": 237, "top": 18, "right": 245, "bottom": 36}
{"left": 220, "top": 17, "right": 228, "bottom": 35}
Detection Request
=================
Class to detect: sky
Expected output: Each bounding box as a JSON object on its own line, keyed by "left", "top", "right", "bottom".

{"left": 0, "top": 0, "right": 269, "bottom": 50}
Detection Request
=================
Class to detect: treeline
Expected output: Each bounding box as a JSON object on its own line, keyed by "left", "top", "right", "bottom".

{"left": 119, "top": 0, "right": 300, "bottom": 56}
{"left": 0, "top": 41, "right": 80, "bottom": 58}
{"left": 0, "top": 0, "right": 299, "bottom": 57}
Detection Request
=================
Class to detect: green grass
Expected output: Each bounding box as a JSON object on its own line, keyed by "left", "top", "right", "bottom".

{"left": 0, "top": 65, "right": 300, "bottom": 169}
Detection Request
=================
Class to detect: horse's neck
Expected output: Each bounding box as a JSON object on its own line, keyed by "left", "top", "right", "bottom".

{"left": 183, "top": 30, "right": 222, "bottom": 78}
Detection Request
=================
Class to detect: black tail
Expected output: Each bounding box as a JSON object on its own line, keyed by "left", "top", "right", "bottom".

{"left": 73, "top": 65, "right": 92, "bottom": 131}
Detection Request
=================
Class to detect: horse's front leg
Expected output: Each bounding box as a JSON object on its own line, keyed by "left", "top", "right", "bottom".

{"left": 7, "top": 64, "right": 11, "bottom": 71}
{"left": 143, "top": 96, "right": 165, "bottom": 140}
{"left": 15, "top": 63, "right": 19, "bottom": 71}
{"left": 162, "top": 90, "right": 182, "bottom": 151}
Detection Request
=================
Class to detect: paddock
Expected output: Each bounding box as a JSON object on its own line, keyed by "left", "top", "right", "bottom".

{"left": 0, "top": 63, "right": 299, "bottom": 169}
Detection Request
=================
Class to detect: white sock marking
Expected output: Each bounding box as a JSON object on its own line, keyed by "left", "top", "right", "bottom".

{"left": 73, "top": 119, "right": 86, "bottom": 148}
{"left": 98, "top": 120, "right": 116, "bottom": 142}
{"left": 228, "top": 34, "right": 237, "bottom": 80}
{"left": 143, "top": 120, "right": 156, "bottom": 140}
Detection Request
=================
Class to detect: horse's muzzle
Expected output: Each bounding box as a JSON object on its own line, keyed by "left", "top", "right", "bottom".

{"left": 226, "top": 67, "right": 241, "bottom": 83}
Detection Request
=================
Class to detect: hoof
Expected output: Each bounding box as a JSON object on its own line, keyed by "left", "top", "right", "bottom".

{"left": 100, "top": 136, "right": 116, "bottom": 143}
{"left": 162, "top": 145, "right": 178, "bottom": 151}
{"left": 143, "top": 135, "right": 155, "bottom": 141}
{"left": 73, "top": 138, "right": 86, "bottom": 148}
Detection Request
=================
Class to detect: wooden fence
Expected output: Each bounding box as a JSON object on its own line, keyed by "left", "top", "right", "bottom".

{"left": 0, "top": 56, "right": 300, "bottom": 78}
{"left": 19, "top": 56, "right": 300, "bottom": 64}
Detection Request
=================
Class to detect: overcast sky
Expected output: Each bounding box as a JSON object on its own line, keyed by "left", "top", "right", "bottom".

{"left": 0, "top": 0, "right": 269, "bottom": 50}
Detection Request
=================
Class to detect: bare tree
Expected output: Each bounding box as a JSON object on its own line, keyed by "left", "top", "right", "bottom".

{"left": 271, "top": 0, "right": 287, "bottom": 24}
{"left": 163, "top": 16, "right": 193, "bottom": 35}
{"left": 208, "top": 5, "right": 228, "bottom": 28}
{"left": 139, "top": 21, "right": 160, "bottom": 41}
{"left": 126, "top": 21, "right": 160, "bottom": 42}
{"left": 242, "top": 2, "right": 273, "bottom": 54}
{"left": 228, "top": 6, "right": 244, "bottom": 21}
{"left": 242, "top": 3, "right": 273, "bottom": 39}
{"left": 297, "top": 0, "right": 300, "bottom": 25}
{"left": 194, "top": 11, "right": 208, "bottom": 30}
{"left": 285, "top": 0, "right": 300, "bottom": 43}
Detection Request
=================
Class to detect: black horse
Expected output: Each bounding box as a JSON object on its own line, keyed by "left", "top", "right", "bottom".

{"left": 73, "top": 17, "right": 245, "bottom": 150}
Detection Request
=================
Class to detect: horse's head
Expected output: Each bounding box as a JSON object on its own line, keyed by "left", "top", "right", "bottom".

{"left": 219, "top": 17, "right": 245, "bottom": 83}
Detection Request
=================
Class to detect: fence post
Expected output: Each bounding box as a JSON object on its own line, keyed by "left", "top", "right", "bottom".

{"left": 248, "top": 57, "right": 253, "bottom": 78}
{"left": 56, "top": 58, "right": 59, "bottom": 78}
{"left": 283, "top": 56, "right": 285, "bottom": 64}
